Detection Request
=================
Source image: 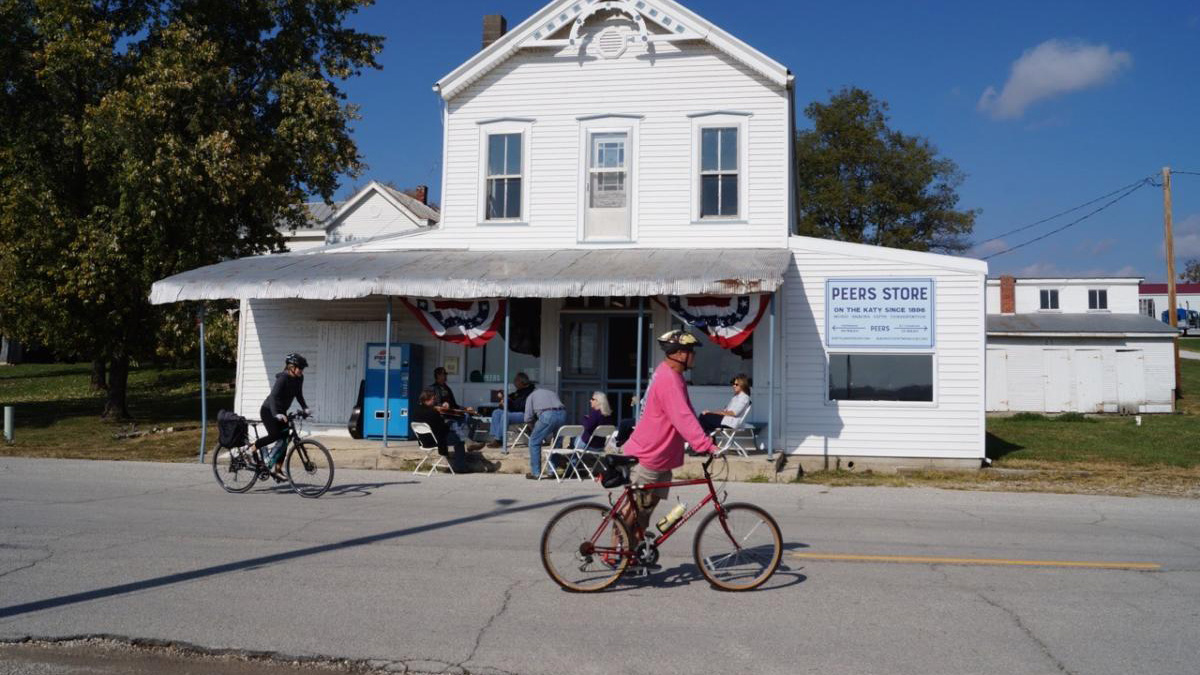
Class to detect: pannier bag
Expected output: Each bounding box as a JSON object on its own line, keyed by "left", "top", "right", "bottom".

{"left": 217, "top": 410, "right": 249, "bottom": 448}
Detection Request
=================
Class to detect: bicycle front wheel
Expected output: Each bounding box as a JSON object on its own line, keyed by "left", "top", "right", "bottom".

{"left": 693, "top": 502, "right": 782, "bottom": 591}
{"left": 541, "top": 504, "right": 631, "bottom": 593}
{"left": 212, "top": 445, "right": 258, "bottom": 493}
{"left": 286, "top": 440, "right": 334, "bottom": 498}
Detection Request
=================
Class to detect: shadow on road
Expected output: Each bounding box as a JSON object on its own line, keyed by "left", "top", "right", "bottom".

{"left": 0, "top": 493, "right": 591, "bottom": 619}
{"left": 610, "top": 541, "right": 810, "bottom": 593}
{"left": 255, "top": 480, "right": 420, "bottom": 498}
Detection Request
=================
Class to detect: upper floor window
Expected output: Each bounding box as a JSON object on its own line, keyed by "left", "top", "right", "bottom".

{"left": 477, "top": 118, "right": 533, "bottom": 225}
{"left": 486, "top": 133, "right": 523, "bottom": 220}
{"left": 1040, "top": 289, "right": 1060, "bottom": 310}
{"left": 1088, "top": 289, "right": 1108, "bottom": 310}
{"left": 700, "top": 127, "right": 739, "bottom": 218}
{"left": 689, "top": 111, "right": 750, "bottom": 223}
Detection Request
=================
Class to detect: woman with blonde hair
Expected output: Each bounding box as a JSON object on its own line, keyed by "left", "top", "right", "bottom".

{"left": 577, "top": 391, "right": 615, "bottom": 450}
{"left": 699, "top": 374, "right": 751, "bottom": 435}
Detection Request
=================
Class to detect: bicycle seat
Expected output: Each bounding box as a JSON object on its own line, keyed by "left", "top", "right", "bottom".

{"left": 603, "top": 455, "right": 639, "bottom": 468}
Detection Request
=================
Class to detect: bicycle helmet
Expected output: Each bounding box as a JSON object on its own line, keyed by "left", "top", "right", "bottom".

{"left": 284, "top": 353, "right": 308, "bottom": 369}
{"left": 657, "top": 329, "right": 702, "bottom": 355}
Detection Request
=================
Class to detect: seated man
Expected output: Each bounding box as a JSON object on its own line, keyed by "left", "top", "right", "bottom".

{"left": 470, "top": 372, "right": 536, "bottom": 452}
{"left": 430, "top": 366, "right": 477, "bottom": 442}
{"left": 410, "top": 388, "right": 497, "bottom": 474}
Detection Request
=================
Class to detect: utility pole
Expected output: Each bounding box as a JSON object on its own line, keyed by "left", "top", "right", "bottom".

{"left": 1164, "top": 166, "right": 1180, "bottom": 399}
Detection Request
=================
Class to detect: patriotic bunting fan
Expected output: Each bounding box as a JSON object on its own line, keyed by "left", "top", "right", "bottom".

{"left": 661, "top": 294, "right": 769, "bottom": 349}
{"left": 400, "top": 298, "right": 505, "bottom": 347}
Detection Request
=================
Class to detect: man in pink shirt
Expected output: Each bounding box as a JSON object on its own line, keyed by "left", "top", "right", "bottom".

{"left": 622, "top": 330, "right": 720, "bottom": 536}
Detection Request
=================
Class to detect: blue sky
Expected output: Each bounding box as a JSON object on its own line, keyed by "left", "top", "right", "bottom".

{"left": 331, "top": 0, "right": 1200, "bottom": 281}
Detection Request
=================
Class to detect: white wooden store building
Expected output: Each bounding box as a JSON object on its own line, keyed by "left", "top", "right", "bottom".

{"left": 985, "top": 276, "right": 1176, "bottom": 414}
{"left": 152, "top": 0, "right": 988, "bottom": 470}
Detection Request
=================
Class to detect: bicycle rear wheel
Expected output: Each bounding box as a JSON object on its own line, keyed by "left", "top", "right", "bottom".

{"left": 692, "top": 503, "right": 782, "bottom": 591}
{"left": 286, "top": 440, "right": 334, "bottom": 498}
{"left": 541, "top": 504, "right": 631, "bottom": 593}
{"left": 212, "top": 445, "right": 259, "bottom": 493}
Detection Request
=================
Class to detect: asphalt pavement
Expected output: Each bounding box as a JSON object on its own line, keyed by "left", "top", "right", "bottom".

{"left": 1, "top": 457, "right": 1198, "bottom": 675}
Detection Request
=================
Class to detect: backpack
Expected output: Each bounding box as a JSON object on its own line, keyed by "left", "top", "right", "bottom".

{"left": 217, "top": 410, "right": 249, "bottom": 448}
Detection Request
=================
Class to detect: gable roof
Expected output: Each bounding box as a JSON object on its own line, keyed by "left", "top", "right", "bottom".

{"left": 987, "top": 313, "right": 1177, "bottom": 337}
{"left": 326, "top": 181, "right": 440, "bottom": 230}
{"left": 434, "top": 0, "right": 792, "bottom": 101}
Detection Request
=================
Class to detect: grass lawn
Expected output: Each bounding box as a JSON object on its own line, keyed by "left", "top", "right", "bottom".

{"left": 0, "top": 362, "right": 233, "bottom": 462}
{"left": 1178, "top": 337, "right": 1200, "bottom": 353}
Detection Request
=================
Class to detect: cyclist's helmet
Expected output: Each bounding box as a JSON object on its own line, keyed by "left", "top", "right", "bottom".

{"left": 285, "top": 353, "right": 308, "bottom": 369}
{"left": 657, "top": 329, "right": 702, "bottom": 355}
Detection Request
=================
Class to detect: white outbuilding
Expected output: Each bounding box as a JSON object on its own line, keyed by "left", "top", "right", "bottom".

{"left": 153, "top": 0, "right": 988, "bottom": 471}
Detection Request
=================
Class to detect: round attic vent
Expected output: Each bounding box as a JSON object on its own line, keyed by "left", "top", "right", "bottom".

{"left": 594, "top": 26, "right": 628, "bottom": 60}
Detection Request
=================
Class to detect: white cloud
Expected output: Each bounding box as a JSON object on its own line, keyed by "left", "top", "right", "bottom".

{"left": 979, "top": 39, "right": 1132, "bottom": 119}
{"left": 968, "top": 239, "right": 1010, "bottom": 258}
{"left": 1166, "top": 213, "right": 1200, "bottom": 259}
{"left": 1000, "top": 261, "right": 1144, "bottom": 278}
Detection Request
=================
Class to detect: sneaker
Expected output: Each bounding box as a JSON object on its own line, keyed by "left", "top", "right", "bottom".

{"left": 525, "top": 472, "right": 541, "bottom": 480}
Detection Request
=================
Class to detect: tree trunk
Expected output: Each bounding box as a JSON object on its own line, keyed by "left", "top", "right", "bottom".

{"left": 102, "top": 354, "right": 130, "bottom": 419}
{"left": 90, "top": 359, "right": 108, "bottom": 391}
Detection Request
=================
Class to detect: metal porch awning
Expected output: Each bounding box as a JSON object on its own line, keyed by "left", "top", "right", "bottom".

{"left": 150, "top": 248, "right": 791, "bottom": 304}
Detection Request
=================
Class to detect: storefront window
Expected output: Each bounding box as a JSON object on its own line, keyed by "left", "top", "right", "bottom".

{"left": 828, "top": 353, "right": 933, "bottom": 402}
{"left": 465, "top": 299, "right": 542, "bottom": 383}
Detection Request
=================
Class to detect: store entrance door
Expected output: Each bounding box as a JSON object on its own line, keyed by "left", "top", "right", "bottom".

{"left": 560, "top": 314, "right": 650, "bottom": 428}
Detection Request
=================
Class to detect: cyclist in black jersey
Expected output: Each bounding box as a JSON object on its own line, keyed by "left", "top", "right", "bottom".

{"left": 254, "top": 353, "right": 311, "bottom": 480}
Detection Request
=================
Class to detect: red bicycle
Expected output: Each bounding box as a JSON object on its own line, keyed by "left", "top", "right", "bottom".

{"left": 540, "top": 453, "right": 782, "bottom": 592}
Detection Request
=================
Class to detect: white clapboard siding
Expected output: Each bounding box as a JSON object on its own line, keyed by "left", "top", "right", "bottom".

{"left": 428, "top": 36, "right": 789, "bottom": 251}
{"left": 236, "top": 299, "right": 447, "bottom": 426}
{"left": 782, "top": 238, "right": 987, "bottom": 460}
{"left": 984, "top": 338, "right": 1175, "bottom": 414}
{"left": 326, "top": 191, "right": 424, "bottom": 244}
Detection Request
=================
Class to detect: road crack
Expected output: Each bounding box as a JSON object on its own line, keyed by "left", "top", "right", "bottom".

{"left": 977, "top": 591, "right": 1075, "bottom": 674}
{"left": 0, "top": 548, "right": 54, "bottom": 582}
{"left": 457, "top": 580, "right": 522, "bottom": 674}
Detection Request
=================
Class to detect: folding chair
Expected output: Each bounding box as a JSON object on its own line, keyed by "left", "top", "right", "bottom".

{"left": 712, "top": 405, "right": 755, "bottom": 458}
{"left": 412, "top": 422, "right": 455, "bottom": 476}
{"left": 539, "top": 425, "right": 584, "bottom": 482}
{"left": 508, "top": 422, "right": 532, "bottom": 447}
{"left": 575, "top": 424, "right": 618, "bottom": 479}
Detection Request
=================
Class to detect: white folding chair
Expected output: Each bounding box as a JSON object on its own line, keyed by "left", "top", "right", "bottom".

{"left": 539, "top": 425, "right": 584, "bottom": 482}
{"left": 508, "top": 422, "right": 532, "bottom": 447}
{"left": 712, "top": 405, "right": 755, "bottom": 458}
{"left": 575, "top": 424, "right": 618, "bottom": 478}
{"left": 412, "top": 422, "right": 455, "bottom": 476}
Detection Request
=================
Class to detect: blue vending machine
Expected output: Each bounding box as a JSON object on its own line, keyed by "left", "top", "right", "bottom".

{"left": 363, "top": 343, "right": 422, "bottom": 439}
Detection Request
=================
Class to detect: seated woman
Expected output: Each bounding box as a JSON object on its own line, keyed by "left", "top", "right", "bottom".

{"left": 575, "top": 391, "right": 616, "bottom": 451}
{"left": 699, "top": 374, "right": 751, "bottom": 435}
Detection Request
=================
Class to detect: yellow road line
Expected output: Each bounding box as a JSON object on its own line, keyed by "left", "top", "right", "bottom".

{"left": 791, "top": 553, "right": 1160, "bottom": 570}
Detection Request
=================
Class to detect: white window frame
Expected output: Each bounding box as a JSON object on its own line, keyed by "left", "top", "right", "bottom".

{"left": 1088, "top": 288, "right": 1109, "bottom": 311}
{"left": 1039, "top": 288, "right": 1061, "bottom": 312}
{"left": 823, "top": 349, "right": 939, "bottom": 408}
{"left": 689, "top": 111, "right": 751, "bottom": 224}
{"left": 477, "top": 118, "right": 534, "bottom": 226}
{"left": 576, "top": 114, "right": 641, "bottom": 244}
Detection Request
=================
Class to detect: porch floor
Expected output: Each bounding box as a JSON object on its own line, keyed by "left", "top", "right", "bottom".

{"left": 309, "top": 435, "right": 784, "bottom": 481}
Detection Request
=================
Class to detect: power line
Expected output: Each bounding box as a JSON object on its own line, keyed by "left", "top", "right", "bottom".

{"left": 981, "top": 179, "right": 1153, "bottom": 260}
{"left": 975, "top": 176, "right": 1155, "bottom": 247}
{"left": 1171, "top": 170, "right": 1200, "bottom": 177}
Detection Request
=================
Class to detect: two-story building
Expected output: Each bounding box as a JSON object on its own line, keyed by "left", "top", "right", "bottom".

{"left": 985, "top": 276, "right": 1176, "bottom": 413}
{"left": 152, "top": 0, "right": 988, "bottom": 471}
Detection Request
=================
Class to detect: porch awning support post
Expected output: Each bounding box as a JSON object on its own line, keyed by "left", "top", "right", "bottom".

{"left": 767, "top": 293, "right": 776, "bottom": 459}
{"left": 383, "top": 296, "right": 392, "bottom": 449}
{"left": 198, "top": 305, "right": 207, "bottom": 464}
{"left": 503, "top": 302, "right": 511, "bottom": 453}
{"left": 635, "top": 297, "right": 645, "bottom": 422}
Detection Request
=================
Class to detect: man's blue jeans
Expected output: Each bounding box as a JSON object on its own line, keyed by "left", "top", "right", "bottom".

{"left": 527, "top": 409, "right": 566, "bottom": 476}
{"left": 490, "top": 409, "right": 526, "bottom": 440}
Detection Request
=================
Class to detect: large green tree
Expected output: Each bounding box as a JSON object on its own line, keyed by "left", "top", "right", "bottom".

{"left": 0, "top": 0, "right": 382, "bottom": 418}
{"left": 794, "top": 87, "right": 977, "bottom": 253}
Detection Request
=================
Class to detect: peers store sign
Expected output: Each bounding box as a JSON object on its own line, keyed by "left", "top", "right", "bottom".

{"left": 825, "top": 279, "right": 935, "bottom": 349}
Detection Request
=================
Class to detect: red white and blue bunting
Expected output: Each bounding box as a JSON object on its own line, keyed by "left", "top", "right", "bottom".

{"left": 400, "top": 298, "right": 505, "bottom": 348}
{"left": 659, "top": 294, "right": 769, "bottom": 350}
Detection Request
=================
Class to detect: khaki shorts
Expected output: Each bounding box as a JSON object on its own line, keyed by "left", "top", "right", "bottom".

{"left": 629, "top": 464, "right": 673, "bottom": 529}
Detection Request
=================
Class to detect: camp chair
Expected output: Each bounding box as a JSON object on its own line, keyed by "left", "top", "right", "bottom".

{"left": 539, "top": 425, "right": 585, "bottom": 482}
{"left": 412, "top": 422, "right": 455, "bottom": 476}
{"left": 712, "top": 405, "right": 755, "bottom": 458}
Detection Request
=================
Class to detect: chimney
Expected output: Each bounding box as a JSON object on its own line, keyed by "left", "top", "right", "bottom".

{"left": 482, "top": 15, "right": 507, "bottom": 50}
{"left": 1000, "top": 275, "right": 1016, "bottom": 314}
{"left": 413, "top": 185, "right": 428, "bottom": 205}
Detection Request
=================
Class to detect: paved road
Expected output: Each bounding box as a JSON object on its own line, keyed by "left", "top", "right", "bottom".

{"left": 1, "top": 458, "right": 1198, "bottom": 675}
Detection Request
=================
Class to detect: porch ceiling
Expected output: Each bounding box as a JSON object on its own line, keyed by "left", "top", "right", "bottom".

{"left": 149, "top": 248, "right": 791, "bottom": 304}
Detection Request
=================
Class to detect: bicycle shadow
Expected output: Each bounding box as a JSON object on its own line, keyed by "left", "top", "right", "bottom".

{"left": 252, "top": 480, "right": 419, "bottom": 498}
{"left": 609, "top": 541, "right": 810, "bottom": 593}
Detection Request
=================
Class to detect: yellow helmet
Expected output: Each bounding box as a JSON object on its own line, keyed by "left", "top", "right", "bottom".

{"left": 657, "top": 329, "right": 702, "bottom": 354}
